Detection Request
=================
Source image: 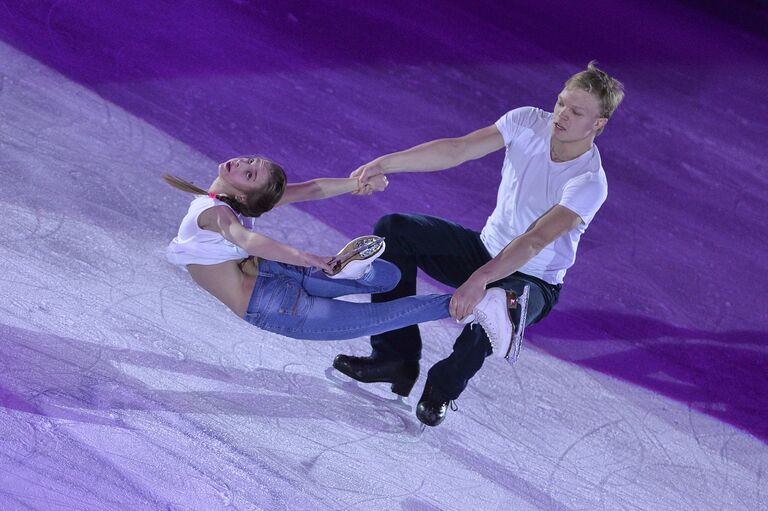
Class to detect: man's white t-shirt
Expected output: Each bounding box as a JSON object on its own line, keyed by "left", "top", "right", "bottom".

{"left": 479, "top": 106, "right": 608, "bottom": 285}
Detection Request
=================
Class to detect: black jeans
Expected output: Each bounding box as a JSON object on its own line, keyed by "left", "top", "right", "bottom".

{"left": 370, "top": 213, "right": 561, "bottom": 400}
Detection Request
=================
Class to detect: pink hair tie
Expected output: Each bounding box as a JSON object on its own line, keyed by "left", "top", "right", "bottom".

{"left": 208, "top": 192, "right": 217, "bottom": 199}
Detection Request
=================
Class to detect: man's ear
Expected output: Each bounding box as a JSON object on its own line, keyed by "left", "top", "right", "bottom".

{"left": 595, "top": 117, "right": 608, "bottom": 131}
{"left": 236, "top": 195, "right": 246, "bottom": 203}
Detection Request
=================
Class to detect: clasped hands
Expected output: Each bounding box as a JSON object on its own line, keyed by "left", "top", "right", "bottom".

{"left": 351, "top": 161, "right": 388, "bottom": 195}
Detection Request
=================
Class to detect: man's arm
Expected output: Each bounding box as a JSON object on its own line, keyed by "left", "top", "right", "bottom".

{"left": 449, "top": 205, "right": 582, "bottom": 320}
{"left": 354, "top": 125, "right": 505, "bottom": 183}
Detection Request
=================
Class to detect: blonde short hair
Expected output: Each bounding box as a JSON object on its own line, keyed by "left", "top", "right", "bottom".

{"left": 565, "top": 61, "right": 625, "bottom": 119}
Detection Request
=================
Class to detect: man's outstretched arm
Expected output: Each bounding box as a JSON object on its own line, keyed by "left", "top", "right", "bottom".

{"left": 353, "top": 125, "right": 505, "bottom": 186}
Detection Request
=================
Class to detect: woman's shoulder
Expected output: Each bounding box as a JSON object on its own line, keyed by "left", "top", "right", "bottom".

{"left": 188, "top": 195, "right": 237, "bottom": 216}
{"left": 189, "top": 195, "right": 253, "bottom": 230}
{"left": 190, "top": 194, "right": 221, "bottom": 208}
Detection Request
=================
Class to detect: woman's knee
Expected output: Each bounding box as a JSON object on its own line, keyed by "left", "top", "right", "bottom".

{"left": 369, "top": 260, "right": 401, "bottom": 291}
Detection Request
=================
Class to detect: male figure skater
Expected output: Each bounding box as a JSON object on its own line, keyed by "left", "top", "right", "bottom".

{"left": 333, "top": 62, "right": 625, "bottom": 427}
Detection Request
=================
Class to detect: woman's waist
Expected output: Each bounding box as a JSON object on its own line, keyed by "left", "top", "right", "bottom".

{"left": 187, "top": 258, "right": 259, "bottom": 317}
{"left": 167, "top": 239, "right": 249, "bottom": 267}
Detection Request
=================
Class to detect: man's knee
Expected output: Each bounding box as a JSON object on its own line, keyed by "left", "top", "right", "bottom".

{"left": 374, "top": 213, "right": 415, "bottom": 238}
{"left": 498, "top": 279, "right": 551, "bottom": 326}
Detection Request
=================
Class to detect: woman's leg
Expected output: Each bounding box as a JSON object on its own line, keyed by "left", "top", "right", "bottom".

{"left": 300, "top": 259, "right": 400, "bottom": 298}
{"left": 259, "top": 259, "right": 400, "bottom": 298}
{"left": 369, "top": 213, "right": 492, "bottom": 361}
{"left": 244, "top": 272, "right": 451, "bottom": 341}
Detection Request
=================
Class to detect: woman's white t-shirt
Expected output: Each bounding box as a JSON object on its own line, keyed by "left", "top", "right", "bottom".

{"left": 167, "top": 196, "right": 253, "bottom": 266}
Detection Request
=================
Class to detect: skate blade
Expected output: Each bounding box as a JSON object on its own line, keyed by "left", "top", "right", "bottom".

{"left": 323, "top": 367, "right": 411, "bottom": 412}
{"left": 505, "top": 284, "right": 530, "bottom": 364}
{"left": 325, "top": 236, "right": 385, "bottom": 276}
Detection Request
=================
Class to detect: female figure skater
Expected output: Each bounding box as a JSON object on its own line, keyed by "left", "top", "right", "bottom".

{"left": 164, "top": 156, "right": 514, "bottom": 393}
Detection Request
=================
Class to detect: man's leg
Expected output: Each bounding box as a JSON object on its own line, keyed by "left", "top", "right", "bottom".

{"left": 418, "top": 274, "right": 561, "bottom": 426}
{"left": 370, "top": 213, "right": 491, "bottom": 361}
{"left": 333, "top": 213, "right": 490, "bottom": 396}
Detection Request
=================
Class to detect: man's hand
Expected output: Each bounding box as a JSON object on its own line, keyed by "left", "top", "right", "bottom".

{"left": 351, "top": 160, "right": 385, "bottom": 195}
{"left": 450, "top": 275, "right": 487, "bottom": 322}
{"left": 356, "top": 173, "right": 389, "bottom": 195}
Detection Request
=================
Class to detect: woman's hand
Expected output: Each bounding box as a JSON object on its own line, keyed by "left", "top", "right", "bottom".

{"left": 350, "top": 160, "right": 385, "bottom": 195}
{"left": 301, "top": 252, "right": 335, "bottom": 273}
{"left": 238, "top": 257, "right": 259, "bottom": 277}
{"left": 357, "top": 173, "right": 389, "bottom": 195}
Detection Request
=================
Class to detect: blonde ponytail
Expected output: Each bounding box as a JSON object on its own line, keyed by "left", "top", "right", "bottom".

{"left": 163, "top": 174, "right": 211, "bottom": 196}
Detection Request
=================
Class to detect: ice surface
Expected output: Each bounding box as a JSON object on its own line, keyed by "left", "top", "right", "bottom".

{"left": 1, "top": 1, "right": 767, "bottom": 510}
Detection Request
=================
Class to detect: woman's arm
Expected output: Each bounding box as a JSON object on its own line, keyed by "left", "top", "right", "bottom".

{"left": 277, "top": 174, "right": 388, "bottom": 207}
{"left": 199, "top": 206, "right": 334, "bottom": 271}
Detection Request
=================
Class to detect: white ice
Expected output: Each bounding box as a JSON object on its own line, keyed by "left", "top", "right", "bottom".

{"left": 0, "top": 41, "right": 765, "bottom": 511}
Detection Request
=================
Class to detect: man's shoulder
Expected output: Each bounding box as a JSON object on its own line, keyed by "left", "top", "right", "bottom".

{"left": 587, "top": 146, "right": 606, "bottom": 180}
{"left": 495, "top": 107, "right": 551, "bottom": 144}
{"left": 499, "top": 106, "right": 550, "bottom": 124}
{"left": 565, "top": 158, "right": 608, "bottom": 197}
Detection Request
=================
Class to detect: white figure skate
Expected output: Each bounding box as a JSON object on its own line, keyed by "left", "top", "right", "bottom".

{"left": 324, "top": 235, "right": 386, "bottom": 280}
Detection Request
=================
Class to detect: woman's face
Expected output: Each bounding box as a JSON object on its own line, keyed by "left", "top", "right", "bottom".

{"left": 218, "top": 156, "right": 272, "bottom": 194}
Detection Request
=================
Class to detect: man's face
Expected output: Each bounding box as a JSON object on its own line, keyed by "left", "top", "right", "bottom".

{"left": 552, "top": 87, "right": 607, "bottom": 142}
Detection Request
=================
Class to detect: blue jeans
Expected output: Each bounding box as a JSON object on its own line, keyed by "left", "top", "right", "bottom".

{"left": 243, "top": 259, "right": 452, "bottom": 340}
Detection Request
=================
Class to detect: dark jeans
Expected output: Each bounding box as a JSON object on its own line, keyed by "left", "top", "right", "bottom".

{"left": 370, "top": 213, "right": 561, "bottom": 400}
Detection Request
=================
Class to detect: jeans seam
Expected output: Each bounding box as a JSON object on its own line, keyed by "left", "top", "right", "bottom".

{"left": 263, "top": 297, "right": 443, "bottom": 336}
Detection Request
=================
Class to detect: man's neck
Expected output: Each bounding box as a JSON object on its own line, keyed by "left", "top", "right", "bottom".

{"left": 550, "top": 138, "right": 594, "bottom": 163}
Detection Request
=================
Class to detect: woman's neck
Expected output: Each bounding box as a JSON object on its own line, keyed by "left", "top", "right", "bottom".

{"left": 208, "top": 176, "right": 237, "bottom": 196}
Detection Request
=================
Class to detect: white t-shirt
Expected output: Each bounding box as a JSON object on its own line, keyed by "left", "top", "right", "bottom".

{"left": 167, "top": 196, "right": 254, "bottom": 266}
{"left": 479, "top": 107, "right": 607, "bottom": 284}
